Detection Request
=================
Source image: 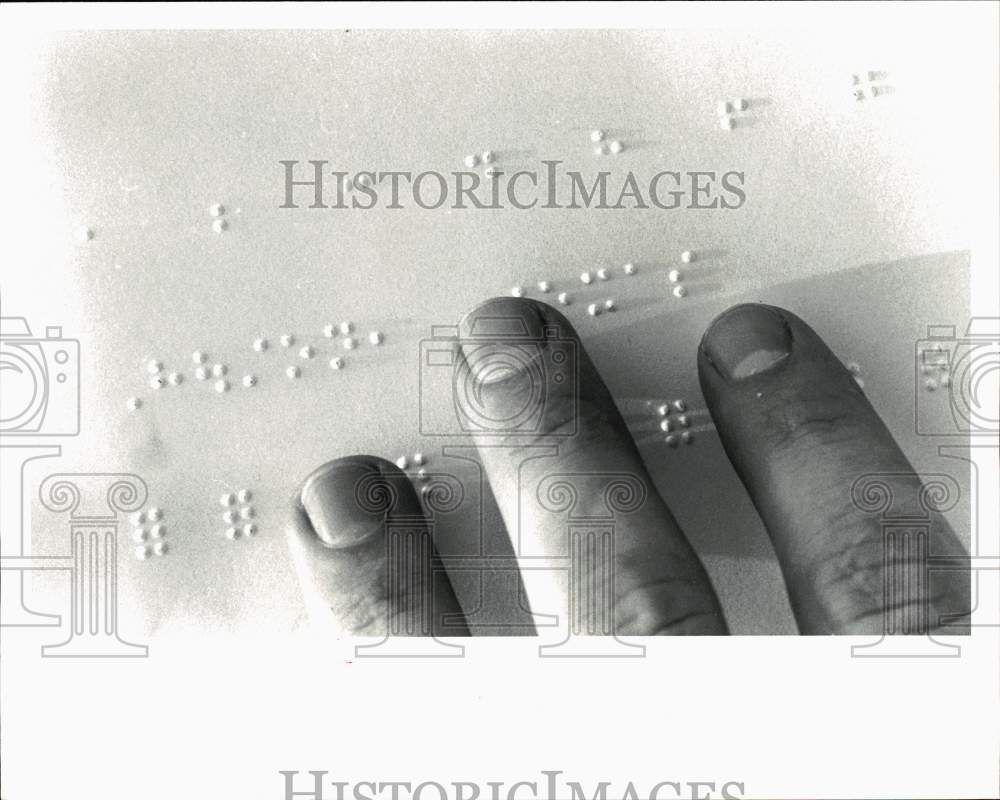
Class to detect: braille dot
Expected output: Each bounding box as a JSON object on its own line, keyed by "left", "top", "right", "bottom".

{"left": 343, "top": 337, "right": 356, "bottom": 350}
{"left": 604, "top": 299, "right": 616, "bottom": 312}
{"left": 657, "top": 404, "right": 669, "bottom": 416}
{"left": 924, "top": 378, "right": 938, "bottom": 391}
{"left": 608, "top": 140, "right": 624, "bottom": 154}
{"left": 148, "top": 507, "right": 163, "bottom": 521}
{"left": 677, "top": 414, "right": 690, "bottom": 428}
{"left": 131, "top": 528, "right": 148, "bottom": 543}
{"left": 668, "top": 269, "right": 682, "bottom": 283}
{"left": 511, "top": 286, "right": 525, "bottom": 298}
{"left": 209, "top": 203, "right": 225, "bottom": 217}
{"left": 339, "top": 322, "right": 353, "bottom": 335}
{"left": 735, "top": 98, "right": 748, "bottom": 111}
{"left": 557, "top": 292, "right": 570, "bottom": 305}
{"left": 280, "top": 334, "right": 295, "bottom": 347}
{"left": 239, "top": 506, "right": 255, "bottom": 520}
{"left": 79, "top": 227, "right": 95, "bottom": 243}
{"left": 192, "top": 351, "right": 208, "bottom": 364}
{"left": 537, "top": 281, "right": 551, "bottom": 293}
{"left": 323, "top": 324, "right": 335, "bottom": 338}
{"left": 854, "top": 377, "right": 866, "bottom": 389}
{"left": 396, "top": 456, "right": 409, "bottom": 470}
{"left": 940, "top": 375, "right": 951, "bottom": 387}
{"left": 149, "top": 524, "right": 166, "bottom": 539}
{"left": 484, "top": 166, "right": 499, "bottom": 178}
{"left": 590, "top": 129, "right": 605, "bottom": 143}
{"left": 416, "top": 468, "right": 429, "bottom": 482}
{"left": 135, "top": 545, "right": 151, "bottom": 560}
{"left": 594, "top": 144, "right": 608, "bottom": 156}
{"left": 596, "top": 268, "right": 609, "bottom": 281}
{"left": 221, "top": 493, "right": 236, "bottom": 507}
{"left": 681, "top": 250, "right": 694, "bottom": 264}
{"left": 681, "top": 431, "right": 693, "bottom": 445}
{"left": 623, "top": 262, "right": 637, "bottom": 275}
{"left": 242, "top": 374, "right": 257, "bottom": 388}
{"left": 464, "top": 154, "right": 479, "bottom": 168}
{"left": 673, "top": 400, "right": 687, "bottom": 412}
{"left": 168, "top": 372, "right": 183, "bottom": 386}
{"left": 660, "top": 419, "right": 672, "bottom": 433}
{"left": 225, "top": 527, "right": 240, "bottom": 540}
{"left": 147, "top": 359, "right": 163, "bottom": 375}
{"left": 149, "top": 376, "right": 167, "bottom": 390}
{"left": 286, "top": 365, "right": 301, "bottom": 379}
{"left": 127, "top": 397, "right": 142, "bottom": 411}
{"left": 672, "top": 285, "right": 688, "bottom": 298}
{"left": 580, "top": 271, "right": 592, "bottom": 285}
{"left": 368, "top": 331, "right": 383, "bottom": 345}
{"left": 665, "top": 435, "right": 679, "bottom": 448}
{"left": 356, "top": 173, "right": 373, "bottom": 188}
{"left": 152, "top": 541, "right": 168, "bottom": 556}
{"left": 223, "top": 510, "right": 237, "bottom": 524}
{"left": 717, "top": 101, "right": 733, "bottom": 116}
{"left": 243, "top": 523, "right": 258, "bottom": 537}
{"left": 215, "top": 379, "right": 230, "bottom": 393}
{"left": 413, "top": 453, "right": 426, "bottom": 466}
{"left": 237, "top": 489, "right": 252, "bottom": 503}
{"left": 212, "top": 218, "right": 228, "bottom": 233}
{"left": 847, "top": 362, "right": 862, "bottom": 375}
{"left": 195, "top": 366, "right": 209, "bottom": 381}
{"left": 587, "top": 303, "right": 601, "bottom": 317}
{"left": 482, "top": 150, "right": 495, "bottom": 164}
{"left": 299, "top": 345, "right": 314, "bottom": 359}
{"left": 253, "top": 337, "right": 269, "bottom": 352}
{"left": 720, "top": 116, "right": 735, "bottom": 131}
{"left": 131, "top": 511, "right": 146, "bottom": 525}
{"left": 329, "top": 357, "right": 344, "bottom": 370}
{"left": 212, "top": 364, "right": 227, "bottom": 377}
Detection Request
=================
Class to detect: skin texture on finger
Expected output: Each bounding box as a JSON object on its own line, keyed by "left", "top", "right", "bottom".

{"left": 458, "top": 297, "right": 727, "bottom": 635}
{"left": 698, "top": 303, "right": 970, "bottom": 635}
{"left": 287, "top": 456, "right": 470, "bottom": 636}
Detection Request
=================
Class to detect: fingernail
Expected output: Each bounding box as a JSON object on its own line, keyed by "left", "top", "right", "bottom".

{"left": 702, "top": 304, "right": 792, "bottom": 381}
{"left": 296, "top": 458, "right": 388, "bottom": 547}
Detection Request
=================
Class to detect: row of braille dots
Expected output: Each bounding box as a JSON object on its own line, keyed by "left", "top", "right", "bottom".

{"left": 917, "top": 346, "right": 951, "bottom": 391}
{"left": 131, "top": 506, "right": 168, "bottom": 559}
{"left": 209, "top": 203, "right": 228, "bottom": 233}
{"left": 220, "top": 489, "right": 257, "bottom": 540}
{"left": 657, "top": 399, "right": 695, "bottom": 447}
{"left": 590, "top": 130, "right": 625, "bottom": 157}
{"left": 259, "top": 322, "right": 383, "bottom": 379}
{"left": 717, "top": 99, "right": 749, "bottom": 131}
{"left": 463, "top": 150, "right": 500, "bottom": 178}
{"left": 852, "top": 71, "right": 888, "bottom": 102}
{"left": 191, "top": 351, "right": 256, "bottom": 394}
{"left": 395, "top": 452, "right": 429, "bottom": 482}
{"left": 511, "top": 261, "right": 639, "bottom": 314}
